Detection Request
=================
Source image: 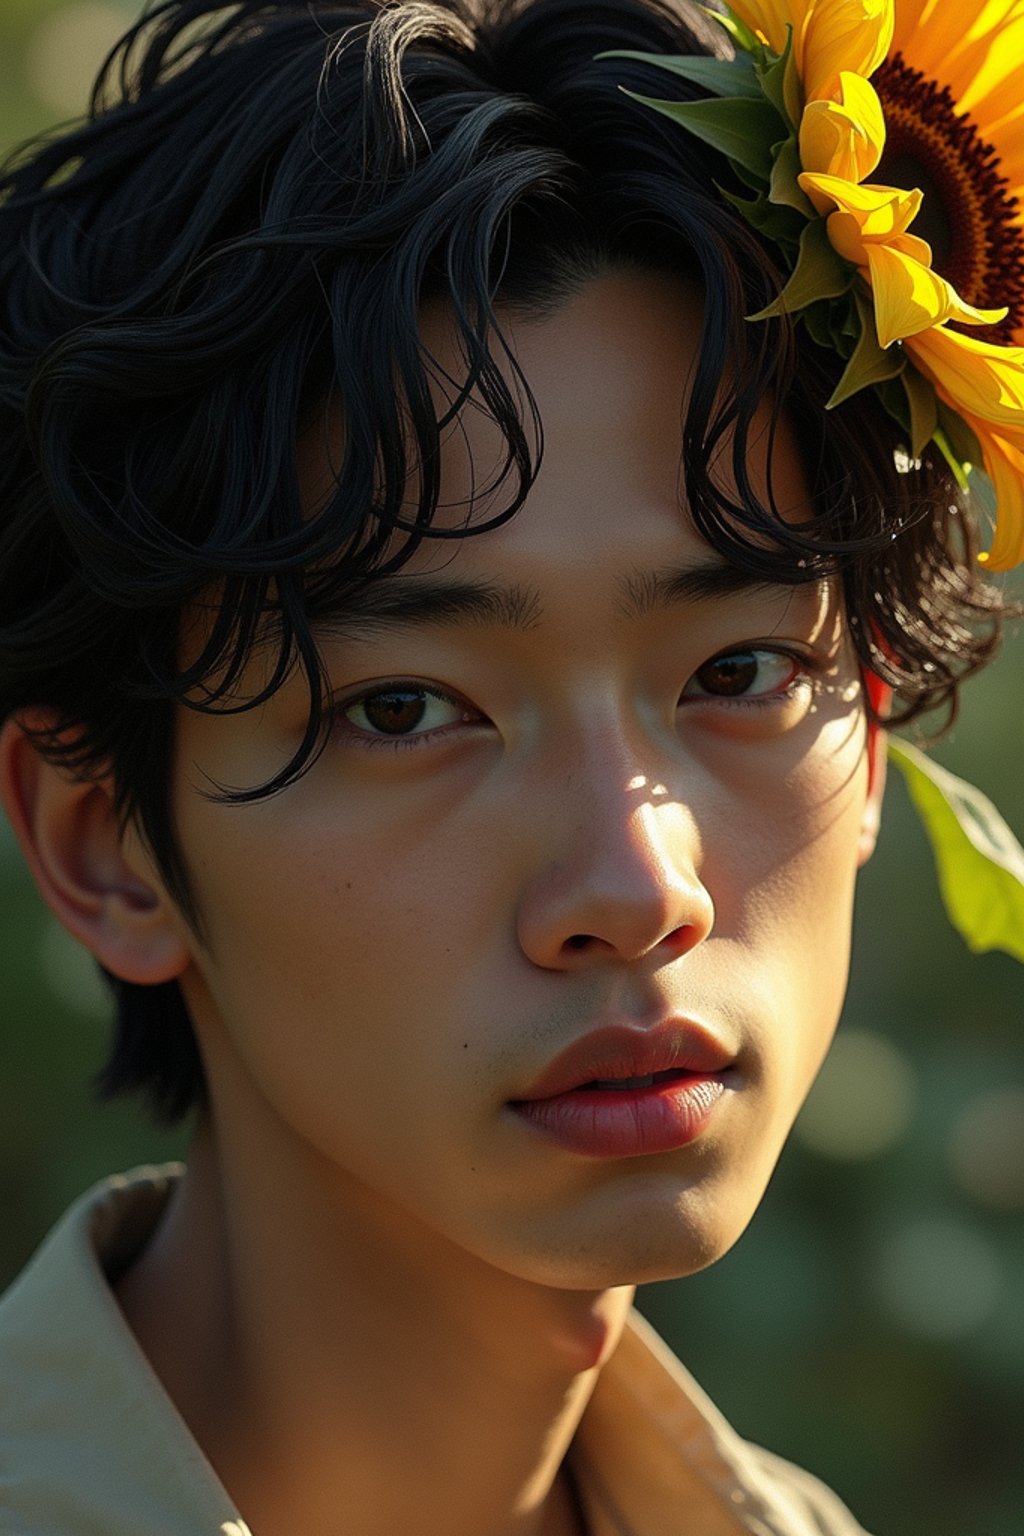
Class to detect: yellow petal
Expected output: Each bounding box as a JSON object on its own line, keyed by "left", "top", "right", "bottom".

{"left": 988, "top": 114, "right": 1024, "bottom": 206}
{"left": 864, "top": 244, "right": 1007, "bottom": 344}
{"left": 889, "top": 231, "right": 935, "bottom": 265}
{"left": 800, "top": 172, "right": 922, "bottom": 231}
{"left": 889, "top": 0, "right": 937, "bottom": 57}
{"left": 974, "top": 428, "right": 1024, "bottom": 569}
{"left": 954, "top": 18, "right": 1024, "bottom": 125}
{"left": 942, "top": 294, "right": 1009, "bottom": 328}
{"left": 726, "top": 0, "right": 810, "bottom": 54}
{"left": 915, "top": 4, "right": 1024, "bottom": 112}
{"left": 802, "top": 0, "right": 894, "bottom": 100}
{"left": 825, "top": 209, "right": 868, "bottom": 262}
{"left": 909, "top": 325, "right": 1024, "bottom": 430}
{"left": 865, "top": 243, "right": 950, "bottom": 342}
{"left": 809, "top": 177, "right": 924, "bottom": 258}
{"left": 799, "top": 71, "right": 886, "bottom": 177}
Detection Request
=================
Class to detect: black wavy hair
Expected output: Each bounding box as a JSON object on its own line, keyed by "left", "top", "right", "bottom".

{"left": 0, "top": 0, "right": 1008, "bottom": 1122}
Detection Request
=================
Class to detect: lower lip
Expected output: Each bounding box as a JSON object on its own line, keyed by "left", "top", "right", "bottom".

{"left": 509, "top": 1073, "right": 729, "bottom": 1159}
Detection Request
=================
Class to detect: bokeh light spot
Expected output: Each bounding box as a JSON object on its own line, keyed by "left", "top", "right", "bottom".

{"left": 871, "top": 1216, "right": 1004, "bottom": 1340}
{"left": 26, "top": 3, "right": 132, "bottom": 118}
{"left": 38, "top": 914, "right": 109, "bottom": 1020}
{"left": 948, "top": 1087, "right": 1024, "bottom": 1211}
{"left": 794, "top": 1027, "right": 917, "bottom": 1161}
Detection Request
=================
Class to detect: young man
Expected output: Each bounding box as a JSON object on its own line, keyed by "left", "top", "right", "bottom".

{"left": 0, "top": 2, "right": 1014, "bottom": 1533}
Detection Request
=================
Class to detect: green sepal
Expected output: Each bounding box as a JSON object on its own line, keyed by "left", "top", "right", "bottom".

{"left": 695, "top": 3, "right": 763, "bottom": 56}
{"left": 837, "top": 304, "right": 859, "bottom": 345}
{"left": 802, "top": 297, "right": 840, "bottom": 351}
{"left": 756, "top": 24, "right": 803, "bottom": 131}
{"left": 730, "top": 157, "right": 774, "bottom": 195}
{"left": 597, "top": 50, "right": 762, "bottom": 99}
{"left": 932, "top": 428, "right": 972, "bottom": 490}
{"left": 828, "top": 290, "right": 904, "bottom": 407}
{"left": 888, "top": 738, "right": 1024, "bottom": 964}
{"left": 900, "top": 365, "right": 939, "bottom": 461}
{"left": 936, "top": 400, "right": 984, "bottom": 471}
{"left": 719, "top": 183, "right": 806, "bottom": 246}
{"left": 874, "top": 374, "right": 913, "bottom": 435}
{"left": 748, "top": 217, "right": 852, "bottom": 321}
{"left": 620, "top": 89, "right": 782, "bottom": 182}
{"left": 769, "top": 135, "right": 815, "bottom": 216}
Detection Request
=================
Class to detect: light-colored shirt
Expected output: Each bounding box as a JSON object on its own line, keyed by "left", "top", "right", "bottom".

{"left": 0, "top": 1165, "right": 871, "bottom": 1535}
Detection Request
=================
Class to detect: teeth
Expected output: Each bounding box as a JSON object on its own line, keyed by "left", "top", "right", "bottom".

{"left": 592, "top": 1074, "right": 655, "bottom": 1090}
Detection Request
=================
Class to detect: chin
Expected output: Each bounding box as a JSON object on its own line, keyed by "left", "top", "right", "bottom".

{"left": 490, "top": 1187, "right": 761, "bottom": 1292}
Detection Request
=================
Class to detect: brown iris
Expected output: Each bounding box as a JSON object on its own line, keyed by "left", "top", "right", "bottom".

{"left": 362, "top": 689, "right": 428, "bottom": 734}
{"left": 874, "top": 52, "right": 1024, "bottom": 343}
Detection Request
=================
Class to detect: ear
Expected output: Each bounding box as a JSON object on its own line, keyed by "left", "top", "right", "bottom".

{"left": 857, "top": 678, "right": 891, "bottom": 868}
{"left": 0, "top": 713, "right": 191, "bottom": 985}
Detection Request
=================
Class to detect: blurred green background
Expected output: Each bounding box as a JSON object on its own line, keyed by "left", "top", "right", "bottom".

{"left": 1, "top": 3, "right": 1022, "bottom": 1533}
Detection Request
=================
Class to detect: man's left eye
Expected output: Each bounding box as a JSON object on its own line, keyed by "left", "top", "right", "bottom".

{"left": 343, "top": 685, "right": 468, "bottom": 738}
{"left": 681, "top": 648, "right": 804, "bottom": 701}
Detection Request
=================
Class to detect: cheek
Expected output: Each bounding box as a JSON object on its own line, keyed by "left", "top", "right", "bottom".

{"left": 708, "top": 714, "right": 869, "bottom": 1068}
{"left": 708, "top": 701, "right": 868, "bottom": 920}
{"left": 175, "top": 789, "right": 504, "bottom": 1142}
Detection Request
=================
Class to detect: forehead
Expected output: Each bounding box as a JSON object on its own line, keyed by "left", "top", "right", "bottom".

{"left": 194, "top": 269, "right": 830, "bottom": 698}
{"left": 299, "top": 269, "right": 812, "bottom": 583}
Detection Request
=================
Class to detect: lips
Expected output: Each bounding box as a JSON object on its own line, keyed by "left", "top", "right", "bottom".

{"left": 511, "top": 1019, "right": 736, "bottom": 1102}
{"left": 507, "top": 1019, "right": 737, "bottom": 1159}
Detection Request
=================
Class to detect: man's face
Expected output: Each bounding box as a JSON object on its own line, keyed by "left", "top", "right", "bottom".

{"left": 168, "top": 273, "right": 880, "bottom": 1289}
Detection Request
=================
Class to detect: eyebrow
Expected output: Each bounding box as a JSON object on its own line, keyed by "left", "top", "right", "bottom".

{"left": 313, "top": 560, "right": 801, "bottom": 639}
{"left": 616, "top": 562, "right": 798, "bottom": 617}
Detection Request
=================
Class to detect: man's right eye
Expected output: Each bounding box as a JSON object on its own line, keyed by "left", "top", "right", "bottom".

{"left": 338, "top": 683, "right": 479, "bottom": 746}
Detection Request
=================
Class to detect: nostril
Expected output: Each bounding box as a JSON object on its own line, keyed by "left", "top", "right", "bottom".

{"left": 565, "top": 934, "right": 592, "bottom": 951}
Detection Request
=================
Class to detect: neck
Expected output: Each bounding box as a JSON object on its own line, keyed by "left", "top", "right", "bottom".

{"left": 116, "top": 1116, "right": 634, "bottom": 1536}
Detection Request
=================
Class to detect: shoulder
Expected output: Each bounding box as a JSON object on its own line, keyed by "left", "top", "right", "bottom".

{"left": 746, "top": 1443, "right": 875, "bottom": 1536}
{"left": 577, "top": 1310, "right": 874, "bottom": 1536}
{"left": 0, "top": 1166, "right": 246, "bottom": 1536}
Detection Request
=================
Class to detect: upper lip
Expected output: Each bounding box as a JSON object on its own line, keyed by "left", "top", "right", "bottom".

{"left": 511, "top": 1019, "right": 738, "bottom": 1101}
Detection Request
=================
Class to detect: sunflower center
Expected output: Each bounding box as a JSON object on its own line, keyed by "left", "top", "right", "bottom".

{"left": 874, "top": 52, "right": 1024, "bottom": 343}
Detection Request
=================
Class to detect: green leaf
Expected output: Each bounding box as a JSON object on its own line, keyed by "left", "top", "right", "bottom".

{"left": 874, "top": 374, "right": 912, "bottom": 435}
{"left": 719, "top": 183, "right": 806, "bottom": 245}
{"left": 836, "top": 304, "right": 859, "bottom": 344}
{"left": 757, "top": 24, "right": 803, "bottom": 131}
{"left": 620, "top": 90, "right": 782, "bottom": 182}
{"left": 731, "top": 157, "right": 774, "bottom": 194}
{"left": 802, "top": 298, "right": 837, "bottom": 350}
{"left": 748, "top": 217, "right": 851, "bottom": 321}
{"left": 597, "top": 50, "right": 762, "bottom": 99}
{"left": 901, "top": 365, "right": 939, "bottom": 460}
{"left": 936, "top": 400, "right": 984, "bottom": 471}
{"left": 888, "top": 738, "right": 1024, "bottom": 963}
{"left": 769, "top": 135, "right": 815, "bottom": 216}
{"left": 828, "top": 290, "right": 904, "bottom": 407}
{"left": 695, "top": 3, "right": 763, "bottom": 56}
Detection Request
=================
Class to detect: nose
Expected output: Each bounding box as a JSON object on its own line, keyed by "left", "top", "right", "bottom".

{"left": 516, "top": 763, "right": 715, "bottom": 971}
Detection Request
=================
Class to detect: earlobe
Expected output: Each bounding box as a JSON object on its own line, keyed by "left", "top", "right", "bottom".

{"left": 0, "top": 714, "right": 191, "bottom": 985}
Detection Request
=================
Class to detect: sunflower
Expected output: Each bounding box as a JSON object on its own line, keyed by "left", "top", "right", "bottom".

{"left": 725, "top": 0, "right": 1024, "bottom": 568}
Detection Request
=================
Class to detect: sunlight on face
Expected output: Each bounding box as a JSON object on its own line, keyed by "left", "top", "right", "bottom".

{"left": 168, "top": 273, "right": 881, "bottom": 1290}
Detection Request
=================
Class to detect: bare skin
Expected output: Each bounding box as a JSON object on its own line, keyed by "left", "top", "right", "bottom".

{"left": 116, "top": 1120, "right": 622, "bottom": 1536}
{"left": 3, "top": 273, "right": 884, "bottom": 1536}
